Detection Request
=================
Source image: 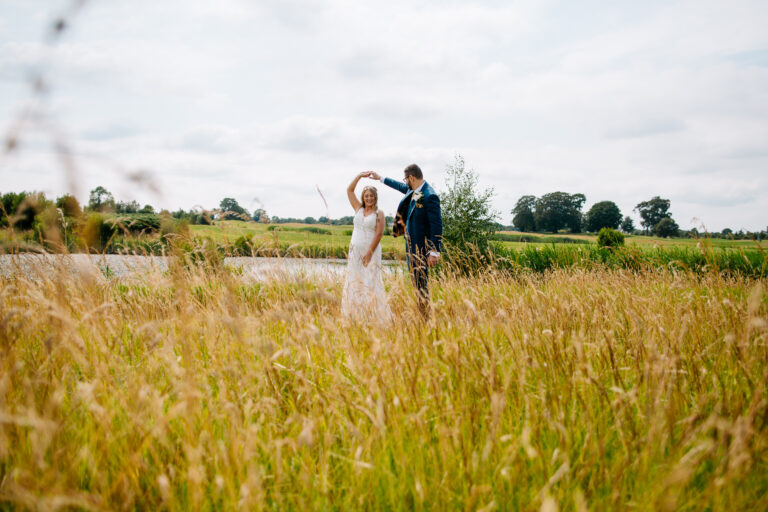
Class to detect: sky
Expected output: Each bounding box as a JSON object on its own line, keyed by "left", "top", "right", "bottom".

{"left": 1, "top": 0, "right": 767, "bottom": 232}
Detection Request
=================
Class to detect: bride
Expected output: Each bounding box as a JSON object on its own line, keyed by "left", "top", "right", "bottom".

{"left": 341, "top": 171, "right": 392, "bottom": 322}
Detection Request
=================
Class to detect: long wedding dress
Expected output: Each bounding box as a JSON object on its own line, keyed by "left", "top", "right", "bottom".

{"left": 341, "top": 208, "right": 392, "bottom": 322}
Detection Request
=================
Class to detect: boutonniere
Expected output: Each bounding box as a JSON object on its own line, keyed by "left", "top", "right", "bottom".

{"left": 412, "top": 191, "right": 424, "bottom": 208}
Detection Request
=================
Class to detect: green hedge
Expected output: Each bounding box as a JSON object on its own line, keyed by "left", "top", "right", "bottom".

{"left": 266, "top": 225, "right": 332, "bottom": 235}
{"left": 488, "top": 243, "right": 767, "bottom": 278}
{"left": 490, "top": 232, "right": 591, "bottom": 244}
{"left": 104, "top": 214, "right": 161, "bottom": 235}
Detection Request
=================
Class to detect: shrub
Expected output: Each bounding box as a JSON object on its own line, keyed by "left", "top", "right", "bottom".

{"left": 490, "top": 233, "right": 590, "bottom": 244}
{"left": 441, "top": 154, "right": 499, "bottom": 256}
{"left": 170, "top": 236, "right": 224, "bottom": 269}
{"left": 79, "top": 213, "right": 110, "bottom": 251}
{"left": 597, "top": 227, "right": 625, "bottom": 248}
{"left": 105, "top": 214, "right": 161, "bottom": 235}
{"left": 233, "top": 234, "right": 256, "bottom": 256}
{"left": 266, "top": 225, "right": 332, "bottom": 235}
{"left": 160, "top": 215, "right": 189, "bottom": 237}
{"left": 299, "top": 226, "right": 332, "bottom": 235}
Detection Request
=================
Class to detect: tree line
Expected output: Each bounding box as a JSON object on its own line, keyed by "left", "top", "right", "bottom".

{"left": 2, "top": 184, "right": 764, "bottom": 248}
{"left": 511, "top": 192, "right": 765, "bottom": 240}
{"left": 0, "top": 186, "right": 382, "bottom": 235}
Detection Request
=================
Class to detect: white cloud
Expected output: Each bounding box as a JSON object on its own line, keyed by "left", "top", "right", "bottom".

{"left": 1, "top": 0, "right": 767, "bottom": 231}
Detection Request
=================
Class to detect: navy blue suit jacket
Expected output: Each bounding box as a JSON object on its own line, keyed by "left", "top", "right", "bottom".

{"left": 383, "top": 178, "right": 442, "bottom": 256}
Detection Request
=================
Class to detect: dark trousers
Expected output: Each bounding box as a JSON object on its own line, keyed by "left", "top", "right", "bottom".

{"left": 407, "top": 248, "right": 430, "bottom": 319}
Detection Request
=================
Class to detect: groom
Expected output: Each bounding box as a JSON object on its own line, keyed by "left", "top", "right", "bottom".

{"left": 369, "top": 164, "right": 442, "bottom": 318}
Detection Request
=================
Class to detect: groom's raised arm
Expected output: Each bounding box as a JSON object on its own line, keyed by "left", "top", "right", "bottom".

{"left": 369, "top": 172, "right": 409, "bottom": 195}
{"left": 382, "top": 177, "right": 410, "bottom": 194}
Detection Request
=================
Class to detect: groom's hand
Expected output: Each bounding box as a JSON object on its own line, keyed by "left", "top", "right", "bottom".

{"left": 368, "top": 171, "right": 381, "bottom": 180}
{"left": 428, "top": 254, "right": 439, "bottom": 267}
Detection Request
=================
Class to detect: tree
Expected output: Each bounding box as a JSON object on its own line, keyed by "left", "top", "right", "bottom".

{"left": 634, "top": 196, "right": 671, "bottom": 233}
{"left": 13, "top": 192, "right": 48, "bottom": 230}
{"left": 88, "top": 186, "right": 115, "bottom": 212}
{"left": 653, "top": 217, "right": 679, "bottom": 238}
{"left": 440, "top": 154, "right": 499, "bottom": 254}
{"left": 534, "top": 192, "right": 586, "bottom": 233}
{"left": 511, "top": 195, "right": 537, "bottom": 232}
{"left": 620, "top": 216, "right": 635, "bottom": 233}
{"left": 115, "top": 200, "right": 140, "bottom": 213}
{"left": 585, "top": 201, "right": 622, "bottom": 232}
{"left": 140, "top": 204, "right": 155, "bottom": 214}
{"left": 1, "top": 191, "right": 28, "bottom": 227}
{"left": 253, "top": 209, "right": 268, "bottom": 222}
{"left": 219, "top": 197, "right": 249, "bottom": 220}
{"left": 55, "top": 194, "right": 82, "bottom": 218}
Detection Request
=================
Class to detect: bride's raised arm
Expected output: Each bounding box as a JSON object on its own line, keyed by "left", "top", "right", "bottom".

{"left": 346, "top": 172, "right": 370, "bottom": 212}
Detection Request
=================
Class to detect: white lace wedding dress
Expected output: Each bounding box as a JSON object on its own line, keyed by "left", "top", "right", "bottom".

{"left": 341, "top": 208, "right": 392, "bottom": 322}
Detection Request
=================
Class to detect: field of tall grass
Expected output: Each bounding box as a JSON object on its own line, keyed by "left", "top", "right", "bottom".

{"left": 1, "top": 254, "right": 766, "bottom": 510}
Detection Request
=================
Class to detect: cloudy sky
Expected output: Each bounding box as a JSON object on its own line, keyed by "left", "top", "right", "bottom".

{"left": 1, "top": 0, "right": 767, "bottom": 231}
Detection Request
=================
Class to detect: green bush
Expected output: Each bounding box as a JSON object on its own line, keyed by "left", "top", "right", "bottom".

{"left": 489, "top": 243, "right": 767, "bottom": 278}
{"left": 299, "top": 226, "right": 332, "bottom": 235}
{"left": 490, "top": 233, "right": 590, "bottom": 244}
{"left": 233, "top": 234, "right": 256, "bottom": 256}
{"left": 79, "top": 213, "right": 111, "bottom": 251}
{"left": 597, "top": 227, "right": 625, "bottom": 248}
{"left": 111, "top": 237, "right": 165, "bottom": 255}
{"left": 266, "top": 225, "right": 332, "bottom": 235}
{"left": 160, "top": 215, "right": 189, "bottom": 237}
{"left": 440, "top": 155, "right": 499, "bottom": 256}
{"left": 105, "top": 214, "right": 161, "bottom": 235}
{"left": 170, "top": 236, "right": 224, "bottom": 269}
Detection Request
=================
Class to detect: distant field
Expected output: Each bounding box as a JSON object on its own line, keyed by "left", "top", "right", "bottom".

{"left": 496, "top": 230, "right": 767, "bottom": 248}
{"left": 192, "top": 221, "right": 403, "bottom": 256}
{"left": 191, "top": 222, "right": 767, "bottom": 253}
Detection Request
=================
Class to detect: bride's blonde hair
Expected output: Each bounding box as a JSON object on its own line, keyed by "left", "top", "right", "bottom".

{"left": 360, "top": 186, "right": 378, "bottom": 211}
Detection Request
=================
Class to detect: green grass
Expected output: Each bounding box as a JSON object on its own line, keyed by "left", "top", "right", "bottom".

{"left": 186, "top": 222, "right": 767, "bottom": 278}
{"left": 3, "top": 221, "right": 765, "bottom": 278}
{"left": 191, "top": 221, "right": 405, "bottom": 258}
{"left": 194, "top": 222, "right": 767, "bottom": 253}
{"left": 488, "top": 243, "right": 768, "bottom": 278}
{"left": 495, "top": 230, "right": 768, "bottom": 249}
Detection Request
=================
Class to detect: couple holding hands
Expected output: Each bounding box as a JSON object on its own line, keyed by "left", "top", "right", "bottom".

{"left": 340, "top": 164, "right": 443, "bottom": 322}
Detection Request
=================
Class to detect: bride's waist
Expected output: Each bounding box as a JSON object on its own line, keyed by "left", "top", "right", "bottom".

{"left": 349, "top": 238, "right": 380, "bottom": 249}
{"left": 350, "top": 231, "right": 375, "bottom": 241}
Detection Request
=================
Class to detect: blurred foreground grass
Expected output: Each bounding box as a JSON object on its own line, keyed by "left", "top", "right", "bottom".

{"left": 1, "top": 257, "right": 767, "bottom": 510}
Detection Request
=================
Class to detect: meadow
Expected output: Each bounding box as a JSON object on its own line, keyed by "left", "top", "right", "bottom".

{"left": 1, "top": 253, "right": 766, "bottom": 510}
{"left": 192, "top": 221, "right": 405, "bottom": 260}
{"left": 187, "top": 221, "right": 767, "bottom": 279}
{"left": 192, "top": 221, "right": 767, "bottom": 254}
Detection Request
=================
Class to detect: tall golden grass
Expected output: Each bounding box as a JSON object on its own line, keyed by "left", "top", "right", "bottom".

{"left": 0, "top": 258, "right": 766, "bottom": 510}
